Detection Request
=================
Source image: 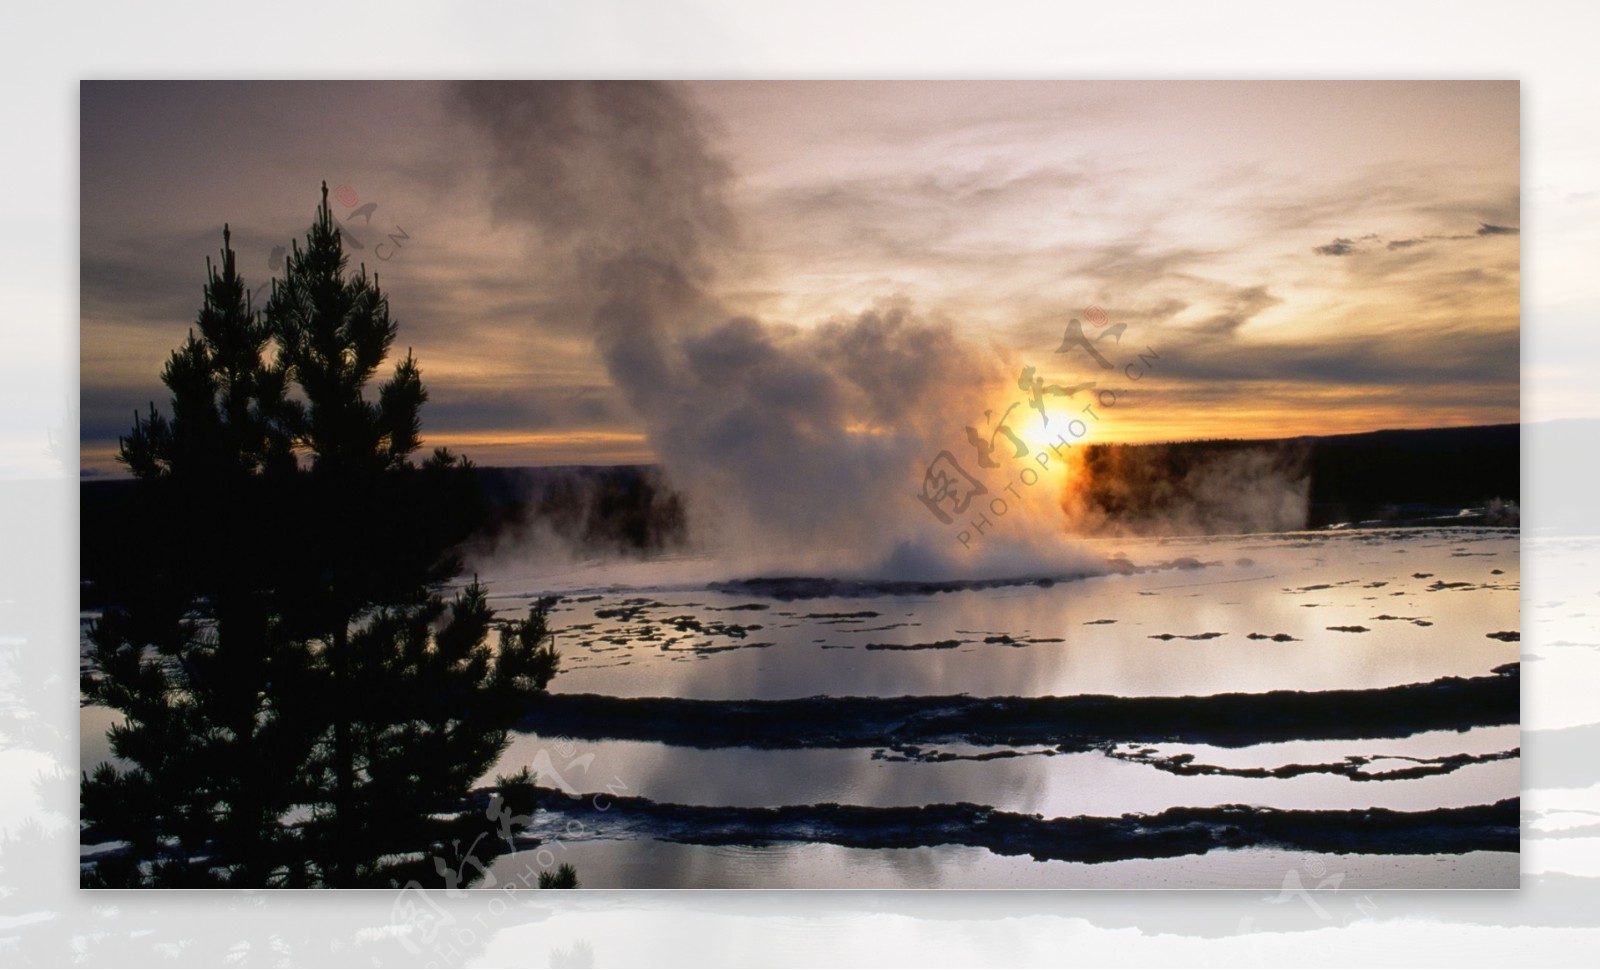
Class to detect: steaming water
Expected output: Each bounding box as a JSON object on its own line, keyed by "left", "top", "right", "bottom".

{"left": 469, "top": 528, "right": 1518, "bottom": 701}
{"left": 465, "top": 526, "right": 1519, "bottom": 888}
{"left": 490, "top": 727, "right": 1519, "bottom": 818}
{"left": 78, "top": 526, "right": 1520, "bottom": 887}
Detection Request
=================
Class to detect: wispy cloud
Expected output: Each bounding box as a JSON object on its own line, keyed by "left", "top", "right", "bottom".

{"left": 1315, "top": 223, "right": 1520, "bottom": 256}
{"left": 80, "top": 81, "right": 1520, "bottom": 474}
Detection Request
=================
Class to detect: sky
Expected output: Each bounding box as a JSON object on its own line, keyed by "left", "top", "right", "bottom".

{"left": 79, "top": 80, "right": 1520, "bottom": 476}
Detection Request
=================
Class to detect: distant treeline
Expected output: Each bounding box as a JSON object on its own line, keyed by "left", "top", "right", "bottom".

{"left": 82, "top": 464, "right": 687, "bottom": 606}
{"left": 82, "top": 425, "right": 1520, "bottom": 595}
{"left": 1070, "top": 423, "right": 1519, "bottom": 533}
{"left": 470, "top": 463, "right": 688, "bottom": 553}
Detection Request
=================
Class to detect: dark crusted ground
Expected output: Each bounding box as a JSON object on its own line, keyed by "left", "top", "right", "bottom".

{"left": 520, "top": 665, "right": 1518, "bottom": 750}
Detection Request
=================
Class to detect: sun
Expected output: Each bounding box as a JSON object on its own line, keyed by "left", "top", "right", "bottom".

{"left": 1029, "top": 402, "right": 1091, "bottom": 472}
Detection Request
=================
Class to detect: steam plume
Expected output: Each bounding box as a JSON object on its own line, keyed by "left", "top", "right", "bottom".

{"left": 452, "top": 81, "right": 1023, "bottom": 572}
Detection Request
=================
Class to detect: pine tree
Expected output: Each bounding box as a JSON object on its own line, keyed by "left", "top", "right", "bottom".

{"left": 118, "top": 224, "right": 294, "bottom": 481}
{"left": 82, "top": 187, "right": 562, "bottom": 888}
{"left": 83, "top": 226, "right": 311, "bottom": 886}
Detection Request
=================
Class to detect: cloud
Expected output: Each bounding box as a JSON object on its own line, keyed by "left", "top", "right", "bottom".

{"left": 1314, "top": 222, "right": 1520, "bottom": 258}
{"left": 1159, "top": 323, "right": 1519, "bottom": 389}
{"left": 1189, "top": 285, "right": 1282, "bottom": 338}
{"left": 80, "top": 81, "right": 1521, "bottom": 483}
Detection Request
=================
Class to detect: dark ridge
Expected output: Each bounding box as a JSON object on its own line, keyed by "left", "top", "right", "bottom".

{"left": 863, "top": 640, "right": 963, "bottom": 651}
{"left": 81, "top": 464, "right": 688, "bottom": 606}
{"left": 873, "top": 744, "right": 1053, "bottom": 763}
{"left": 471, "top": 464, "right": 688, "bottom": 553}
{"left": 1070, "top": 423, "right": 1518, "bottom": 534}
{"left": 532, "top": 789, "right": 1519, "bottom": 863}
{"left": 524, "top": 668, "right": 1517, "bottom": 749}
{"left": 1302, "top": 424, "right": 1519, "bottom": 526}
{"left": 709, "top": 572, "right": 1107, "bottom": 601}
{"left": 1148, "top": 632, "right": 1226, "bottom": 641}
{"left": 1105, "top": 746, "right": 1520, "bottom": 781}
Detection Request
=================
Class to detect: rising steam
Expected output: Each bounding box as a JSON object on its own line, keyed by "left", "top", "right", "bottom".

{"left": 447, "top": 82, "right": 1315, "bottom": 579}
{"left": 450, "top": 81, "right": 1065, "bottom": 576}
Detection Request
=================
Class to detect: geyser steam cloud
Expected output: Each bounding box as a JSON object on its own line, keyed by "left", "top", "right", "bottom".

{"left": 451, "top": 81, "right": 1029, "bottom": 572}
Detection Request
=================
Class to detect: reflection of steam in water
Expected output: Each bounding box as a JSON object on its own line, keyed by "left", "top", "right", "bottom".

{"left": 487, "top": 728, "right": 1518, "bottom": 822}
{"left": 70, "top": 524, "right": 1524, "bottom": 899}
{"left": 471, "top": 529, "right": 1519, "bottom": 704}
{"left": 517, "top": 786, "right": 1520, "bottom": 865}
{"left": 457, "top": 525, "right": 1523, "bottom": 890}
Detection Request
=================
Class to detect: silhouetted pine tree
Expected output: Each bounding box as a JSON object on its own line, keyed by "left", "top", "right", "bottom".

{"left": 83, "top": 226, "right": 311, "bottom": 886}
{"left": 82, "top": 187, "right": 561, "bottom": 888}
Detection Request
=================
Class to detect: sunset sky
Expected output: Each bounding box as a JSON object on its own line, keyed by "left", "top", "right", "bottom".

{"left": 80, "top": 81, "right": 1519, "bottom": 475}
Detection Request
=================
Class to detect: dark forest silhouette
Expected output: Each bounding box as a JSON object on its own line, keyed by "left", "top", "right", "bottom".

{"left": 81, "top": 185, "right": 565, "bottom": 888}
{"left": 1064, "top": 425, "right": 1520, "bottom": 536}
